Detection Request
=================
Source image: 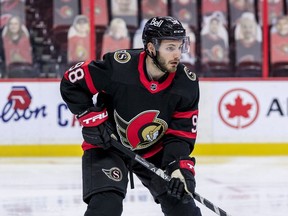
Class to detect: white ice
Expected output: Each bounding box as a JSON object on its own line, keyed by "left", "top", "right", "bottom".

{"left": 0, "top": 156, "right": 287, "bottom": 216}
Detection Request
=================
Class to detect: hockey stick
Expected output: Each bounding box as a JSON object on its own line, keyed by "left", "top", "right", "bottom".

{"left": 111, "top": 139, "right": 232, "bottom": 216}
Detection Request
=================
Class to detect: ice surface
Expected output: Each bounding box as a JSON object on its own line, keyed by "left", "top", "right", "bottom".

{"left": 0, "top": 156, "right": 287, "bottom": 216}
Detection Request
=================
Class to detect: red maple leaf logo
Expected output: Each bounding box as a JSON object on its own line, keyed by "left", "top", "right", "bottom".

{"left": 225, "top": 95, "right": 252, "bottom": 118}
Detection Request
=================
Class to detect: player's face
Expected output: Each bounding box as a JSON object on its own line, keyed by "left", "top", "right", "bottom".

{"left": 157, "top": 40, "right": 182, "bottom": 72}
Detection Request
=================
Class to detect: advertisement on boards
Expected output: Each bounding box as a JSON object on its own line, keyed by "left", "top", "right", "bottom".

{"left": 197, "top": 80, "right": 288, "bottom": 143}
{"left": 0, "top": 81, "right": 82, "bottom": 145}
{"left": 1, "top": 80, "right": 288, "bottom": 145}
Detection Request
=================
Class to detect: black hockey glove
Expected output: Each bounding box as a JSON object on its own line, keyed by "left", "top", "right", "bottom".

{"left": 166, "top": 157, "right": 196, "bottom": 203}
{"left": 77, "top": 107, "right": 115, "bottom": 150}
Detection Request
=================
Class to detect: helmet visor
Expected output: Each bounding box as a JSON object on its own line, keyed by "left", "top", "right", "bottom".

{"left": 151, "top": 36, "right": 190, "bottom": 54}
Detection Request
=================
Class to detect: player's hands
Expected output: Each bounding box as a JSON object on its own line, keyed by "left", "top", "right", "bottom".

{"left": 77, "top": 107, "right": 115, "bottom": 150}
{"left": 166, "top": 157, "right": 196, "bottom": 203}
{"left": 82, "top": 121, "right": 115, "bottom": 149}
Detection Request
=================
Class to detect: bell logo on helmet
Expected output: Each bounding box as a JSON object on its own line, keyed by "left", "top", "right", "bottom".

{"left": 149, "top": 18, "right": 164, "bottom": 27}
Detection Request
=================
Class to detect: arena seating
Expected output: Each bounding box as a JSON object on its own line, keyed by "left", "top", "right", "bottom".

{"left": 0, "top": 0, "right": 287, "bottom": 78}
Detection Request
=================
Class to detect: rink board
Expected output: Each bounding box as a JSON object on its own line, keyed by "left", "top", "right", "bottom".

{"left": 0, "top": 143, "right": 288, "bottom": 157}
{"left": 1, "top": 79, "right": 288, "bottom": 156}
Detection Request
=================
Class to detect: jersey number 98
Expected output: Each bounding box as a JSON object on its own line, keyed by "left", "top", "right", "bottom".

{"left": 67, "top": 61, "right": 85, "bottom": 83}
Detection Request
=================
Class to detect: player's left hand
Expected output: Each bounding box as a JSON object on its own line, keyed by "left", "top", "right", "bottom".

{"left": 166, "top": 157, "right": 196, "bottom": 203}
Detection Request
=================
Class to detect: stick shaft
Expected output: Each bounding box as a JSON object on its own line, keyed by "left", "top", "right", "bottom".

{"left": 111, "top": 139, "right": 232, "bottom": 216}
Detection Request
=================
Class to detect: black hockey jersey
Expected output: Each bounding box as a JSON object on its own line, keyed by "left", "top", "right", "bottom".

{"left": 60, "top": 49, "right": 199, "bottom": 164}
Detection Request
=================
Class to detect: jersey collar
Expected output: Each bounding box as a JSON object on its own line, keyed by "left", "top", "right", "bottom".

{"left": 138, "top": 51, "right": 175, "bottom": 94}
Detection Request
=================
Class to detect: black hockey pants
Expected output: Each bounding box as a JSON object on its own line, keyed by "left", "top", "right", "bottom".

{"left": 82, "top": 148, "right": 202, "bottom": 216}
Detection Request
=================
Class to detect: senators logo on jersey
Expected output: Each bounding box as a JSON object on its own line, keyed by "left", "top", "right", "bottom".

{"left": 114, "top": 110, "right": 168, "bottom": 150}
{"left": 114, "top": 50, "right": 131, "bottom": 64}
{"left": 184, "top": 66, "right": 196, "bottom": 81}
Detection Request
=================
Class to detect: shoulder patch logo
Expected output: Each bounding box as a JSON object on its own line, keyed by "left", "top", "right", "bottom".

{"left": 114, "top": 50, "right": 131, "bottom": 64}
{"left": 184, "top": 66, "right": 196, "bottom": 81}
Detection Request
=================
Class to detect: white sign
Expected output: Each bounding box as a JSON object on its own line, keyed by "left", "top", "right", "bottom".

{"left": 0, "top": 81, "right": 82, "bottom": 145}
{"left": 197, "top": 80, "right": 288, "bottom": 143}
{"left": 1, "top": 80, "right": 288, "bottom": 145}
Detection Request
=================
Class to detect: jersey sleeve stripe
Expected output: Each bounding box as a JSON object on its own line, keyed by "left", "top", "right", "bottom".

{"left": 172, "top": 110, "right": 198, "bottom": 119}
{"left": 165, "top": 128, "right": 197, "bottom": 139}
{"left": 83, "top": 61, "right": 98, "bottom": 95}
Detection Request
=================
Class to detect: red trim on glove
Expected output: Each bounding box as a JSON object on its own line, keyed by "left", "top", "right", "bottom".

{"left": 78, "top": 108, "right": 108, "bottom": 127}
{"left": 142, "top": 142, "right": 163, "bottom": 158}
{"left": 179, "top": 160, "right": 195, "bottom": 176}
{"left": 82, "top": 141, "right": 101, "bottom": 151}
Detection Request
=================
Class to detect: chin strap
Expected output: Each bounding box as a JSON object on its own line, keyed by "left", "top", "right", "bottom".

{"left": 146, "top": 49, "right": 168, "bottom": 74}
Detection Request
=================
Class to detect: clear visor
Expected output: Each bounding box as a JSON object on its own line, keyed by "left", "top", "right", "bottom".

{"left": 152, "top": 36, "right": 190, "bottom": 53}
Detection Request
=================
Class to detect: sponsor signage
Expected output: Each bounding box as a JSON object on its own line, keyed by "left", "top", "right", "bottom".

{"left": 0, "top": 82, "right": 82, "bottom": 145}
{"left": 197, "top": 81, "right": 288, "bottom": 143}
{"left": 1, "top": 80, "right": 288, "bottom": 145}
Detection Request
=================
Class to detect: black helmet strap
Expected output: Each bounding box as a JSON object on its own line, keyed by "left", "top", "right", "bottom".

{"left": 146, "top": 49, "right": 168, "bottom": 74}
{"left": 145, "top": 40, "right": 168, "bottom": 74}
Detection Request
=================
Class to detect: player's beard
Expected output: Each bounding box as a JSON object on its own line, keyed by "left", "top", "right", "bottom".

{"left": 157, "top": 55, "right": 179, "bottom": 73}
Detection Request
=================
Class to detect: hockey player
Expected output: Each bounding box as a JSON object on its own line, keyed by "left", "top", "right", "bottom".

{"left": 60, "top": 16, "right": 202, "bottom": 216}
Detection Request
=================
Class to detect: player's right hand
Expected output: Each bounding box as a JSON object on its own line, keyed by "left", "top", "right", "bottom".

{"left": 77, "top": 107, "right": 114, "bottom": 150}
{"left": 81, "top": 122, "right": 114, "bottom": 149}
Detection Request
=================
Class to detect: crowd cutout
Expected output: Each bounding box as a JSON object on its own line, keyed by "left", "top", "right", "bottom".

{"left": 0, "top": 0, "right": 288, "bottom": 78}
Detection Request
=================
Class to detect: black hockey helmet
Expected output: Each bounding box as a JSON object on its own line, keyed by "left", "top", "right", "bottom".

{"left": 142, "top": 16, "right": 190, "bottom": 53}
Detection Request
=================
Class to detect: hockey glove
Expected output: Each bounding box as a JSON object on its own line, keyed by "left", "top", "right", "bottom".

{"left": 77, "top": 107, "right": 114, "bottom": 150}
{"left": 166, "top": 157, "right": 196, "bottom": 203}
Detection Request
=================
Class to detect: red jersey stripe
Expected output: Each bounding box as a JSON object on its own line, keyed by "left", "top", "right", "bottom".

{"left": 83, "top": 61, "right": 98, "bottom": 95}
{"left": 81, "top": 140, "right": 163, "bottom": 159}
{"left": 166, "top": 128, "right": 197, "bottom": 139}
{"left": 173, "top": 110, "right": 198, "bottom": 119}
